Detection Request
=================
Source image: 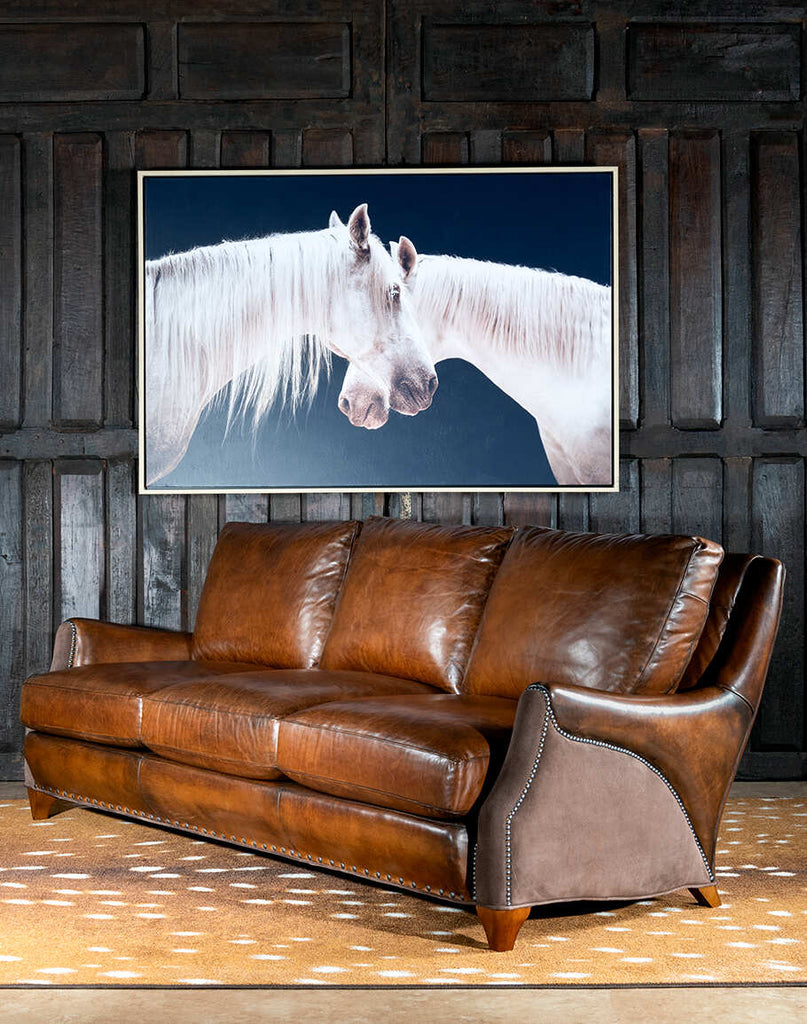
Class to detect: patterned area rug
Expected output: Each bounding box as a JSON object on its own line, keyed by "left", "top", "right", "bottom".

{"left": 0, "top": 796, "right": 805, "bottom": 987}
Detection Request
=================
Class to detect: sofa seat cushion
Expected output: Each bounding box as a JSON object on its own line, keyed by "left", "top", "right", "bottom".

{"left": 320, "top": 517, "right": 514, "bottom": 693}
{"left": 276, "top": 694, "right": 517, "bottom": 819}
{"left": 140, "top": 670, "right": 440, "bottom": 780}
{"left": 464, "top": 527, "right": 724, "bottom": 698}
{"left": 20, "top": 661, "right": 260, "bottom": 748}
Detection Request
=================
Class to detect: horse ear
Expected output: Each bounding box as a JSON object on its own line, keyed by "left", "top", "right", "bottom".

{"left": 329, "top": 210, "right": 343, "bottom": 230}
{"left": 348, "top": 203, "right": 371, "bottom": 255}
{"left": 397, "top": 236, "right": 418, "bottom": 281}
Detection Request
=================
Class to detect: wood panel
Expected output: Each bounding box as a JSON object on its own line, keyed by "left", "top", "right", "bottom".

{"left": 0, "top": 462, "right": 24, "bottom": 773}
{"left": 0, "top": 0, "right": 805, "bottom": 780}
{"left": 0, "top": 23, "right": 144, "bottom": 102}
{"left": 669, "top": 132, "right": 722, "bottom": 430}
{"left": 178, "top": 22, "right": 351, "bottom": 100}
{"left": 422, "top": 22, "right": 594, "bottom": 102}
{"left": 55, "top": 462, "right": 104, "bottom": 622}
{"left": 0, "top": 137, "right": 21, "bottom": 429}
{"left": 751, "top": 132, "right": 804, "bottom": 428}
{"left": 628, "top": 23, "right": 801, "bottom": 102}
{"left": 53, "top": 134, "right": 104, "bottom": 429}
{"left": 751, "top": 458, "right": 804, "bottom": 753}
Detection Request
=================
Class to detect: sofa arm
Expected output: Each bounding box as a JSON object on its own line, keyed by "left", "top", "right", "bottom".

{"left": 50, "top": 618, "right": 193, "bottom": 671}
{"left": 474, "top": 684, "right": 715, "bottom": 915}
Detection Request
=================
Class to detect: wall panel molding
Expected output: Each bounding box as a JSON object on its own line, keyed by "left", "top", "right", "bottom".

{"left": 0, "top": 0, "right": 803, "bottom": 779}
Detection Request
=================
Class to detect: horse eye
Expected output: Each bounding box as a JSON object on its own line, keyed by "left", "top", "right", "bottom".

{"left": 389, "top": 284, "right": 401, "bottom": 304}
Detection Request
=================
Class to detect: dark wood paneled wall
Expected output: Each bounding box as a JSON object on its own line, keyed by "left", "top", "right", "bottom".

{"left": 0, "top": 0, "right": 804, "bottom": 780}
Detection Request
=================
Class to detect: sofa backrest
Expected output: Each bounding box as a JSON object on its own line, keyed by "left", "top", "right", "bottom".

{"left": 192, "top": 520, "right": 358, "bottom": 668}
{"left": 464, "top": 527, "right": 724, "bottom": 698}
{"left": 319, "top": 517, "right": 514, "bottom": 692}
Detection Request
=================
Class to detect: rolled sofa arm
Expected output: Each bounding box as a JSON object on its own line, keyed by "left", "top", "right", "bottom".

{"left": 50, "top": 618, "right": 193, "bottom": 671}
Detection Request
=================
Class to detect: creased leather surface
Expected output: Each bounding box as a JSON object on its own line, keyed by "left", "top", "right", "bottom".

{"left": 21, "top": 660, "right": 262, "bottom": 747}
{"left": 50, "top": 618, "right": 193, "bottom": 671}
{"left": 25, "top": 733, "right": 472, "bottom": 901}
{"left": 277, "top": 693, "right": 516, "bottom": 818}
{"left": 320, "top": 517, "right": 514, "bottom": 692}
{"left": 465, "top": 527, "right": 723, "bottom": 698}
{"left": 140, "top": 669, "right": 439, "bottom": 779}
{"left": 475, "top": 688, "right": 712, "bottom": 909}
{"left": 192, "top": 520, "right": 358, "bottom": 668}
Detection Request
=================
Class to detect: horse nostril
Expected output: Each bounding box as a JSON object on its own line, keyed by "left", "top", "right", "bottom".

{"left": 427, "top": 374, "right": 438, "bottom": 396}
{"left": 338, "top": 395, "right": 351, "bottom": 416}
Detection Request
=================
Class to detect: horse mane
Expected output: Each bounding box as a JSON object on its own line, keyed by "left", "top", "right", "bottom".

{"left": 146, "top": 229, "right": 349, "bottom": 433}
{"left": 411, "top": 254, "right": 611, "bottom": 373}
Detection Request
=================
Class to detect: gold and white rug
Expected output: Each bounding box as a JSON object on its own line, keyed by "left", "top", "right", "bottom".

{"left": 0, "top": 796, "right": 805, "bottom": 986}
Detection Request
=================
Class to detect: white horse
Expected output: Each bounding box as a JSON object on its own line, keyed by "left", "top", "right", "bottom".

{"left": 338, "top": 238, "right": 613, "bottom": 486}
{"left": 144, "top": 205, "right": 437, "bottom": 485}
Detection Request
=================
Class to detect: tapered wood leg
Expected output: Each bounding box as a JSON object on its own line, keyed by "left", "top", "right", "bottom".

{"left": 27, "top": 788, "right": 71, "bottom": 821}
{"left": 689, "top": 885, "right": 721, "bottom": 908}
{"left": 477, "top": 905, "right": 531, "bottom": 952}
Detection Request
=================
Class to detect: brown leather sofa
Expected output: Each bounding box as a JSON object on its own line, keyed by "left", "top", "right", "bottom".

{"left": 19, "top": 516, "right": 785, "bottom": 951}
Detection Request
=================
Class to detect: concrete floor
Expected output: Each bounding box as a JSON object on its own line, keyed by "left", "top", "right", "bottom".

{"left": 2, "top": 780, "right": 805, "bottom": 1023}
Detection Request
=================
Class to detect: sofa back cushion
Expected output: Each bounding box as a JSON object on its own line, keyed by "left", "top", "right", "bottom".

{"left": 192, "top": 520, "right": 358, "bottom": 668}
{"left": 320, "top": 517, "right": 514, "bottom": 692}
{"left": 464, "top": 527, "right": 724, "bottom": 698}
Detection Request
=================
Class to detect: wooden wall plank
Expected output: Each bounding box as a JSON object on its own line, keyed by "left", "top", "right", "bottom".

{"left": 135, "top": 130, "right": 188, "bottom": 169}
{"left": 669, "top": 132, "right": 722, "bottom": 430}
{"left": 558, "top": 494, "right": 590, "bottom": 533}
{"left": 422, "top": 23, "right": 594, "bottom": 102}
{"left": 106, "top": 458, "right": 137, "bottom": 624}
{"left": 53, "top": 133, "right": 104, "bottom": 428}
{"left": 723, "top": 131, "right": 752, "bottom": 426}
{"left": 640, "top": 458, "right": 671, "bottom": 535}
{"left": 587, "top": 130, "right": 638, "bottom": 429}
{"left": 302, "top": 129, "right": 353, "bottom": 165}
{"left": 269, "top": 494, "right": 302, "bottom": 522}
{"left": 221, "top": 131, "right": 272, "bottom": 167}
{"left": 0, "top": 462, "right": 24, "bottom": 761}
{"left": 23, "top": 461, "right": 53, "bottom": 681}
{"left": 502, "top": 132, "right": 551, "bottom": 165}
{"left": 0, "top": 136, "right": 21, "bottom": 429}
{"left": 146, "top": 22, "right": 178, "bottom": 101}
{"left": 472, "top": 493, "right": 503, "bottom": 526}
{"left": 751, "top": 458, "right": 804, "bottom": 751}
{"left": 179, "top": 22, "right": 351, "bottom": 100}
{"left": 752, "top": 131, "right": 804, "bottom": 428}
{"left": 301, "top": 493, "right": 351, "bottom": 521}
{"left": 589, "top": 459, "right": 640, "bottom": 534}
{"left": 671, "top": 456, "right": 723, "bottom": 541}
{"left": 139, "top": 494, "right": 186, "bottom": 630}
{"left": 186, "top": 495, "right": 219, "bottom": 629}
{"left": 421, "top": 493, "right": 471, "bottom": 524}
{"left": 225, "top": 494, "right": 269, "bottom": 522}
{"left": 723, "top": 456, "right": 752, "bottom": 555}
{"left": 0, "top": 23, "right": 145, "bottom": 102}
{"left": 502, "top": 494, "right": 556, "bottom": 529}
{"left": 628, "top": 23, "right": 801, "bottom": 102}
{"left": 22, "top": 134, "right": 53, "bottom": 428}
{"left": 55, "top": 461, "right": 104, "bottom": 621}
{"left": 638, "top": 129, "right": 669, "bottom": 427}
{"left": 104, "top": 131, "right": 136, "bottom": 428}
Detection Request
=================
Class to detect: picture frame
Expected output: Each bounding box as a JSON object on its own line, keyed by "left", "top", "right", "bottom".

{"left": 137, "top": 167, "right": 619, "bottom": 494}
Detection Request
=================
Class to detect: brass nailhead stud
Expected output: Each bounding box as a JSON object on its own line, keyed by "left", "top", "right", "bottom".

{"left": 329, "top": 860, "right": 334, "bottom": 866}
{"left": 272, "top": 845, "right": 277, "bottom": 851}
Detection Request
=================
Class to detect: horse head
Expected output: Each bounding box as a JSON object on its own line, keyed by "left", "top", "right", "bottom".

{"left": 327, "top": 208, "right": 436, "bottom": 427}
{"left": 335, "top": 232, "right": 432, "bottom": 429}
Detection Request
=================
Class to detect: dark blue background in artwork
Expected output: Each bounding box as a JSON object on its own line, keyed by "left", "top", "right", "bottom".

{"left": 144, "top": 172, "right": 613, "bottom": 490}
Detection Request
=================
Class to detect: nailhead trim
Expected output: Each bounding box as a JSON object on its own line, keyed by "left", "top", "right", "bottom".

{"left": 30, "top": 785, "right": 473, "bottom": 904}
{"left": 501, "top": 685, "right": 715, "bottom": 907}
{"left": 66, "top": 620, "right": 78, "bottom": 670}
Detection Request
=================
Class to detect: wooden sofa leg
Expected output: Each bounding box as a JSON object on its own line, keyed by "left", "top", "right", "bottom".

{"left": 689, "top": 885, "right": 721, "bottom": 908}
{"left": 477, "top": 906, "right": 531, "bottom": 952}
{"left": 27, "top": 788, "right": 71, "bottom": 821}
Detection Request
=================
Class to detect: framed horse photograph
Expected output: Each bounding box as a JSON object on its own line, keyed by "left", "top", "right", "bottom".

{"left": 137, "top": 167, "right": 619, "bottom": 494}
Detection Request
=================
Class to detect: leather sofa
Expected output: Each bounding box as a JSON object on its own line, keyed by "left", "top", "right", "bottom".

{"left": 19, "top": 516, "right": 785, "bottom": 951}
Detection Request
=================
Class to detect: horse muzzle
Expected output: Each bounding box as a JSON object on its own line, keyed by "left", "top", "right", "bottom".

{"left": 390, "top": 372, "right": 438, "bottom": 415}
{"left": 338, "top": 391, "right": 390, "bottom": 430}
